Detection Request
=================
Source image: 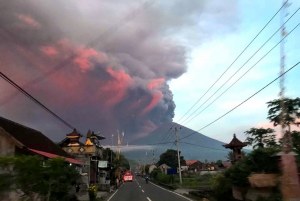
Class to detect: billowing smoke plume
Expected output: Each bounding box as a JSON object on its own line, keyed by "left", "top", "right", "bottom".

{"left": 0, "top": 0, "right": 237, "bottom": 142}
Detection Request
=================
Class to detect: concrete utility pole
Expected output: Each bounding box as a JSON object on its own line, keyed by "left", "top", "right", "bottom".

{"left": 278, "top": 1, "right": 300, "bottom": 200}
{"left": 174, "top": 126, "right": 182, "bottom": 185}
{"left": 111, "top": 134, "right": 114, "bottom": 165}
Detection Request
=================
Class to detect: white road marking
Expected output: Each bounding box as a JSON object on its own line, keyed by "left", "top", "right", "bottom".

{"left": 142, "top": 189, "right": 145, "bottom": 193}
{"left": 147, "top": 197, "right": 152, "bottom": 201}
{"left": 150, "top": 182, "right": 193, "bottom": 201}
{"left": 106, "top": 189, "right": 119, "bottom": 201}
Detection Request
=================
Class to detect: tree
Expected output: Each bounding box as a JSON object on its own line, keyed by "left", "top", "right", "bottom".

{"left": 0, "top": 156, "right": 80, "bottom": 201}
{"left": 245, "top": 127, "right": 276, "bottom": 149}
{"left": 157, "top": 149, "right": 186, "bottom": 169}
{"left": 267, "top": 98, "right": 300, "bottom": 131}
{"left": 267, "top": 97, "right": 300, "bottom": 152}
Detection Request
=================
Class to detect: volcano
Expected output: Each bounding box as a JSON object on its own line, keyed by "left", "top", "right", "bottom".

{"left": 121, "top": 122, "right": 230, "bottom": 162}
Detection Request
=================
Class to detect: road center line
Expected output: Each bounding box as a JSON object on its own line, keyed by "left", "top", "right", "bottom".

{"left": 142, "top": 189, "right": 145, "bottom": 193}
{"left": 146, "top": 197, "right": 152, "bottom": 201}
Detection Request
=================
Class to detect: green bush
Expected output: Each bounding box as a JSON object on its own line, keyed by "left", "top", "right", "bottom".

{"left": 157, "top": 172, "right": 172, "bottom": 184}
{"left": 210, "top": 173, "right": 235, "bottom": 201}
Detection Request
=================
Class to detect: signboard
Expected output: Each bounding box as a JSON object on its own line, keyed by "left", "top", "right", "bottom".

{"left": 98, "top": 160, "right": 108, "bottom": 168}
{"left": 167, "top": 168, "right": 177, "bottom": 175}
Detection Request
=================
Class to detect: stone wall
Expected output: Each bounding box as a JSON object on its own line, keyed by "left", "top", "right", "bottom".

{"left": 0, "top": 128, "right": 15, "bottom": 156}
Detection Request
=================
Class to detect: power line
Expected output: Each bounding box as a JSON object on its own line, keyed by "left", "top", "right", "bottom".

{"left": 0, "top": 72, "right": 75, "bottom": 130}
{"left": 181, "top": 9, "right": 300, "bottom": 125}
{"left": 180, "top": 61, "right": 300, "bottom": 140}
{"left": 183, "top": 20, "right": 300, "bottom": 125}
{"left": 176, "top": 1, "right": 288, "bottom": 124}
{"left": 180, "top": 141, "right": 227, "bottom": 152}
{"left": 0, "top": 0, "right": 156, "bottom": 106}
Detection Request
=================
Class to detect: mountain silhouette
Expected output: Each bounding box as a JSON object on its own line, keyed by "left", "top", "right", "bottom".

{"left": 124, "top": 122, "right": 231, "bottom": 162}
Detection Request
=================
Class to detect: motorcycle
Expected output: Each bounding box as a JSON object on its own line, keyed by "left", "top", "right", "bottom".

{"left": 145, "top": 176, "right": 149, "bottom": 184}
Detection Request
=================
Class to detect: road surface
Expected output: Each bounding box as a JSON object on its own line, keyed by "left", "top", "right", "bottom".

{"left": 107, "top": 176, "right": 193, "bottom": 201}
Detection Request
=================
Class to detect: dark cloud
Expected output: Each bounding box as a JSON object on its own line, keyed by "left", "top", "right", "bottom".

{"left": 0, "top": 0, "right": 237, "bottom": 142}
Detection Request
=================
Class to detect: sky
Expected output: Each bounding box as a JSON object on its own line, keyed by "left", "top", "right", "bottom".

{"left": 0, "top": 0, "right": 299, "bottom": 148}
{"left": 170, "top": 0, "right": 300, "bottom": 143}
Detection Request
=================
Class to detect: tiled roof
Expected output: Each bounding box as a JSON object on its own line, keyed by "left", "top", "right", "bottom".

{"left": 0, "top": 116, "right": 69, "bottom": 157}
{"left": 186, "top": 160, "right": 198, "bottom": 166}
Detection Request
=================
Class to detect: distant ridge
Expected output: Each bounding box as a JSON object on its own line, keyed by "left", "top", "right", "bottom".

{"left": 124, "top": 122, "right": 231, "bottom": 162}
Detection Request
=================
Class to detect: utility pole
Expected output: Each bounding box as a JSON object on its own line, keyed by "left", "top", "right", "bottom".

{"left": 278, "top": 1, "right": 300, "bottom": 200}
{"left": 174, "top": 126, "right": 182, "bottom": 185}
{"left": 111, "top": 134, "right": 114, "bottom": 165}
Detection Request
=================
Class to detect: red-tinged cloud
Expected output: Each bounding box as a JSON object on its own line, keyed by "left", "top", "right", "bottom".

{"left": 142, "top": 91, "right": 163, "bottom": 115}
{"left": 147, "top": 78, "right": 165, "bottom": 90}
{"left": 40, "top": 46, "right": 58, "bottom": 57}
{"left": 74, "top": 47, "right": 100, "bottom": 72}
{"left": 100, "top": 67, "right": 133, "bottom": 108}
{"left": 17, "top": 14, "right": 40, "bottom": 28}
{"left": 0, "top": 0, "right": 236, "bottom": 142}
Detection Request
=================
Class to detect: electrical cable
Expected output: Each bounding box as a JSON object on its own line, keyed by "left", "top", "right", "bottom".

{"left": 181, "top": 8, "right": 300, "bottom": 125}
{"left": 0, "top": 72, "right": 75, "bottom": 130}
{"left": 183, "top": 21, "right": 300, "bottom": 125}
{"left": 180, "top": 141, "right": 227, "bottom": 152}
{"left": 180, "top": 61, "right": 300, "bottom": 140}
{"left": 0, "top": 0, "right": 156, "bottom": 106}
{"left": 176, "top": 1, "right": 288, "bottom": 124}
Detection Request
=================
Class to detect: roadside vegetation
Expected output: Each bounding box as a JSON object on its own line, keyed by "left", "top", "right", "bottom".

{"left": 0, "top": 156, "right": 80, "bottom": 201}
{"left": 149, "top": 97, "right": 300, "bottom": 201}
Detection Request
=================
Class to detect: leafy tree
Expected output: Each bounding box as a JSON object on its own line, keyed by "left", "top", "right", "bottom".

{"left": 157, "top": 149, "right": 186, "bottom": 169}
{"left": 267, "top": 97, "right": 300, "bottom": 152}
{"left": 267, "top": 98, "right": 300, "bottom": 131}
{"left": 245, "top": 127, "right": 276, "bottom": 149}
{"left": 0, "top": 155, "right": 80, "bottom": 201}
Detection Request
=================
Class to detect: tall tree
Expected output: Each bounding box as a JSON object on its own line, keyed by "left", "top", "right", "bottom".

{"left": 267, "top": 97, "right": 300, "bottom": 152}
{"left": 267, "top": 97, "right": 300, "bottom": 131}
{"left": 157, "top": 149, "right": 186, "bottom": 169}
{"left": 245, "top": 127, "right": 276, "bottom": 149}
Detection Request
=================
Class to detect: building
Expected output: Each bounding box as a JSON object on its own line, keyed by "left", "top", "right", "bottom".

{"left": 59, "top": 129, "right": 106, "bottom": 185}
{"left": 223, "top": 134, "right": 247, "bottom": 163}
{"left": 158, "top": 163, "right": 170, "bottom": 174}
{"left": 0, "top": 116, "right": 80, "bottom": 165}
{"left": 186, "top": 160, "right": 203, "bottom": 172}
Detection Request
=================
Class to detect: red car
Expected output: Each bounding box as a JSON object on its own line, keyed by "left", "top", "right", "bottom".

{"left": 123, "top": 171, "right": 134, "bottom": 182}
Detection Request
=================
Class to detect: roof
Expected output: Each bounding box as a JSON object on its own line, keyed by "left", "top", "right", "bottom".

{"left": 186, "top": 160, "right": 200, "bottom": 166}
{"left": 159, "top": 164, "right": 170, "bottom": 168}
{"left": 66, "top": 129, "right": 81, "bottom": 138}
{"left": 0, "top": 116, "right": 70, "bottom": 158}
{"left": 29, "top": 148, "right": 83, "bottom": 165}
{"left": 223, "top": 134, "right": 247, "bottom": 148}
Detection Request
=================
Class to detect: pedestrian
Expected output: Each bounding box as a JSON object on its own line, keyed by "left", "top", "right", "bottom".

{"left": 75, "top": 183, "right": 80, "bottom": 193}
{"left": 116, "top": 178, "right": 119, "bottom": 189}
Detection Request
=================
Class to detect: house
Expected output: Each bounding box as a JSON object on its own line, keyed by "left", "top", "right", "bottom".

{"left": 148, "top": 164, "right": 157, "bottom": 174}
{"left": 186, "top": 160, "right": 203, "bottom": 172}
{"left": 0, "top": 116, "right": 81, "bottom": 165}
{"left": 158, "top": 163, "right": 170, "bottom": 174}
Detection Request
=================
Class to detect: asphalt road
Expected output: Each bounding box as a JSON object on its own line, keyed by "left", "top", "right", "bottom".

{"left": 107, "top": 176, "right": 193, "bottom": 201}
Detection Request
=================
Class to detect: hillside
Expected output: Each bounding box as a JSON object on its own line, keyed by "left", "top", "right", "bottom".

{"left": 124, "top": 122, "right": 231, "bottom": 162}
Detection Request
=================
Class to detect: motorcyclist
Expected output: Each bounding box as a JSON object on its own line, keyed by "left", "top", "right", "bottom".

{"left": 145, "top": 175, "right": 149, "bottom": 184}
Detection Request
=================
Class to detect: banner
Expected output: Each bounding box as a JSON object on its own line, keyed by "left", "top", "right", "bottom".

{"left": 98, "top": 160, "right": 108, "bottom": 168}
